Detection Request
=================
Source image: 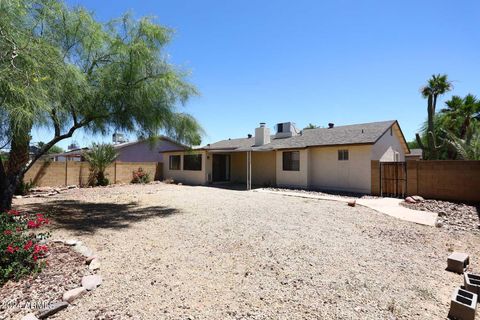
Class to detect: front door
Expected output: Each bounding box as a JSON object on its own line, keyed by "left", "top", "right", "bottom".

{"left": 212, "top": 154, "right": 231, "bottom": 182}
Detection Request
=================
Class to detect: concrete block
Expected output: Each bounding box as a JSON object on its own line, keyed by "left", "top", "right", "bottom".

{"left": 464, "top": 272, "right": 480, "bottom": 297}
{"left": 447, "top": 252, "right": 470, "bottom": 274}
{"left": 448, "top": 287, "right": 477, "bottom": 320}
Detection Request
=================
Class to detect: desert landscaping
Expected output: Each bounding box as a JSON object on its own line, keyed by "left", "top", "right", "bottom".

{"left": 2, "top": 183, "right": 478, "bottom": 319}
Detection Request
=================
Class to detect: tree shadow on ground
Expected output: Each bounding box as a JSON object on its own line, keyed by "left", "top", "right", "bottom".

{"left": 19, "top": 200, "right": 179, "bottom": 235}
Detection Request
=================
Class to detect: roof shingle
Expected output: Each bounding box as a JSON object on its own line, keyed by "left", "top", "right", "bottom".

{"left": 204, "top": 120, "right": 397, "bottom": 151}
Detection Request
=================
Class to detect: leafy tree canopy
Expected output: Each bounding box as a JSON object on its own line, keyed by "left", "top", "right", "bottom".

{"left": 0, "top": 0, "right": 203, "bottom": 210}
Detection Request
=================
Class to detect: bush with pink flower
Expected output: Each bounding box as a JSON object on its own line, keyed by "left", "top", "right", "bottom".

{"left": 0, "top": 209, "right": 50, "bottom": 285}
{"left": 131, "top": 167, "right": 151, "bottom": 184}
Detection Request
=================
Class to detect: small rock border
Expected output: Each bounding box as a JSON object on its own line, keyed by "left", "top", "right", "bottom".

{"left": 21, "top": 239, "right": 104, "bottom": 320}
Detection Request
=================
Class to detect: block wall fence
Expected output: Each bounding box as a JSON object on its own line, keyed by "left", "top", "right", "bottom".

{"left": 371, "top": 160, "right": 480, "bottom": 202}
{"left": 23, "top": 161, "right": 162, "bottom": 187}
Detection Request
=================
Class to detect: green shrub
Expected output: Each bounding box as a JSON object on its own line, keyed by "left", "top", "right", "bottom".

{"left": 0, "top": 210, "right": 50, "bottom": 285}
{"left": 131, "top": 167, "right": 151, "bottom": 184}
{"left": 83, "top": 144, "right": 117, "bottom": 186}
{"left": 14, "top": 180, "right": 35, "bottom": 196}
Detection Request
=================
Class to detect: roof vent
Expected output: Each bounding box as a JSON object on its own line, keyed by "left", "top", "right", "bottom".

{"left": 328, "top": 123, "right": 334, "bottom": 129}
{"left": 259, "top": 122, "right": 266, "bottom": 128}
{"left": 247, "top": 134, "right": 252, "bottom": 138}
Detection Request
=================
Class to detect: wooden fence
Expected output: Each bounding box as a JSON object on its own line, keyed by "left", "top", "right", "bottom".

{"left": 24, "top": 161, "right": 163, "bottom": 187}
{"left": 372, "top": 160, "right": 480, "bottom": 202}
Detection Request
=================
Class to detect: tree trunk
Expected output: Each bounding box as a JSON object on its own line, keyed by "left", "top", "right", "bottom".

{"left": 426, "top": 95, "right": 437, "bottom": 159}
{"left": 0, "top": 129, "right": 31, "bottom": 212}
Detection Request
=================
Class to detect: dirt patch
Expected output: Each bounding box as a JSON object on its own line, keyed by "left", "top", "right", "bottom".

{"left": 9, "top": 183, "right": 480, "bottom": 319}
{"left": 401, "top": 199, "right": 480, "bottom": 232}
{"left": 0, "top": 243, "right": 86, "bottom": 319}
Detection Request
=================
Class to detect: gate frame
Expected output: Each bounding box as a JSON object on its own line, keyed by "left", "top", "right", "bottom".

{"left": 379, "top": 161, "right": 407, "bottom": 198}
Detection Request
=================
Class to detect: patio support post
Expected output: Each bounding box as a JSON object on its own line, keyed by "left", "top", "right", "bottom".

{"left": 246, "top": 151, "right": 252, "bottom": 190}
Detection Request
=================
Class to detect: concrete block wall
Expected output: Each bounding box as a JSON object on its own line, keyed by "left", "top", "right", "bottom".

{"left": 24, "top": 161, "right": 162, "bottom": 187}
{"left": 371, "top": 160, "right": 480, "bottom": 202}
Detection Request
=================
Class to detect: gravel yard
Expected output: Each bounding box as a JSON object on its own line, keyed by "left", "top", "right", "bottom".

{"left": 10, "top": 183, "right": 480, "bottom": 319}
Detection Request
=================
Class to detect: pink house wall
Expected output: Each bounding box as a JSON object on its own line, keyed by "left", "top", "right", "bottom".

{"left": 116, "top": 140, "right": 183, "bottom": 162}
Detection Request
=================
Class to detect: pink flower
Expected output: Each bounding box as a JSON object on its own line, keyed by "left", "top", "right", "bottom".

{"left": 27, "top": 220, "right": 38, "bottom": 229}
{"left": 24, "top": 240, "right": 33, "bottom": 251}
{"left": 3, "top": 230, "right": 12, "bottom": 236}
{"left": 5, "top": 244, "right": 19, "bottom": 254}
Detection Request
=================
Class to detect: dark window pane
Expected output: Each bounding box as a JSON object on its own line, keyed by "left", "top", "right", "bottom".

{"left": 183, "top": 154, "right": 202, "bottom": 171}
{"left": 338, "top": 150, "right": 349, "bottom": 161}
{"left": 169, "top": 155, "right": 181, "bottom": 170}
{"left": 283, "top": 151, "right": 300, "bottom": 171}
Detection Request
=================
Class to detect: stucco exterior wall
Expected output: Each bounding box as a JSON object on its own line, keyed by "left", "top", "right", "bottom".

{"left": 228, "top": 151, "right": 276, "bottom": 186}
{"left": 116, "top": 139, "right": 183, "bottom": 162}
{"left": 162, "top": 151, "right": 208, "bottom": 185}
{"left": 230, "top": 152, "right": 247, "bottom": 183}
{"left": 309, "top": 145, "right": 372, "bottom": 193}
{"left": 275, "top": 149, "right": 309, "bottom": 188}
{"left": 371, "top": 123, "right": 406, "bottom": 161}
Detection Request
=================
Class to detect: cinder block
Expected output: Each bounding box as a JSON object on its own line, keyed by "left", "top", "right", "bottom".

{"left": 448, "top": 287, "right": 477, "bottom": 320}
{"left": 447, "top": 252, "right": 470, "bottom": 274}
{"left": 464, "top": 272, "right": 480, "bottom": 296}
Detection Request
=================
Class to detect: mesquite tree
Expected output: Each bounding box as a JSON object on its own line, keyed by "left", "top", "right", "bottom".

{"left": 0, "top": 1, "right": 202, "bottom": 211}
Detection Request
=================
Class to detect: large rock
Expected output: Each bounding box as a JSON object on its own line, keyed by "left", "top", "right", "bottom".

{"left": 85, "top": 255, "right": 97, "bottom": 264}
{"left": 65, "top": 239, "right": 80, "bottom": 246}
{"left": 62, "top": 287, "right": 86, "bottom": 303}
{"left": 412, "top": 195, "right": 425, "bottom": 202}
{"left": 405, "top": 196, "right": 416, "bottom": 204}
{"left": 72, "top": 244, "right": 93, "bottom": 257}
{"left": 89, "top": 258, "right": 101, "bottom": 271}
{"left": 37, "top": 301, "right": 68, "bottom": 319}
{"left": 82, "top": 275, "right": 103, "bottom": 291}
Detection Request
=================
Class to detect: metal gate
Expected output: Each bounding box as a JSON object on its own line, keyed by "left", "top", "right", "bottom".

{"left": 380, "top": 162, "right": 407, "bottom": 198}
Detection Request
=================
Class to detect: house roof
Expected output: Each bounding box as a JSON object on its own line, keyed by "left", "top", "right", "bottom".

{"left": 203, "top": 120, "right": 403, "bottom": 152}
{"left": 113, "top": 136, "right": 188, "bottom": 150}
{"left": 406, "top": 148, "right": 423, "bottom": 157}
{"left": 53, "top": 136, "right": 188, "bottom": 157}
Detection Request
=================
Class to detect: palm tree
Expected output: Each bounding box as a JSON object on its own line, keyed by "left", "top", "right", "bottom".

{"left": 419, "top": 74, "right": 452, "bottom": 159}
{"left": 445, "top": 123, "right": 480, "bottom": 160}
{"left": 83, "top": 144, "right": 118, "bottom": 186}
{"left": 441, "top": 94, "right": 480, "bottom": 139}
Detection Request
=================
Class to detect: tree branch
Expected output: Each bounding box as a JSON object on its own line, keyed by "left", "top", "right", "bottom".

{"left": 51, "top": 109, "right": 61, "bottom": 137}
{"left": 23, "top": 117, "right": 90, "bottom": 173}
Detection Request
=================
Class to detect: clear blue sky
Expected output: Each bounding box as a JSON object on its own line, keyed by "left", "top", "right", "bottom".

{"left": 32, "top": 0, "right": 480, "bottom": 148}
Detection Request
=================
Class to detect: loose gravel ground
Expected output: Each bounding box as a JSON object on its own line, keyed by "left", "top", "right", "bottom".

{"left": 10, "top": 183, "right": 480, "bottom": 319}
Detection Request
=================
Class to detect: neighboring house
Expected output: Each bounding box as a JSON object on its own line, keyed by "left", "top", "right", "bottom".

{"left": 51, "top": 148, "right": 88, "bottom": 162}
{"left": 162, "top": 120, "right": 410, "bottom": 193}
{"left": 405, "top": 148, "right": 423, "bottom": 160}
{"left": 51, "top": 136, "right": 186, "bottom": 163}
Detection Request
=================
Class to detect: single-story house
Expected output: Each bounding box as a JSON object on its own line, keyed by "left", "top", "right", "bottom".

{"left": 405, "top": 148, "right": 423, "bottom": 160}
{"left": 51, "top": 136, "right": 185, "bottom": 162}
{"left": 162, "top": 120, "right": 410, "bottom": 193}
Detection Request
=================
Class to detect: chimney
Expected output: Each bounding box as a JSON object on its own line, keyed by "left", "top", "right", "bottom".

{"left": 255, "top": 123, "right": 271, "bottom": 146}
{"left": 247, "top": 134, "right": 252, "bottom": 138}
{"left": 328, "top": 123, "right": 334, "bottom": 129}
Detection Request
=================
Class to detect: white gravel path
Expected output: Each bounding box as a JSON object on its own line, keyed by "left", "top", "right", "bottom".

{"left": 14, "top": 183, "right": 480, "bottom": 319}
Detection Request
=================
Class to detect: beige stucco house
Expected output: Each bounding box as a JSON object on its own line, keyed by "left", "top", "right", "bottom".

{"left": 162, "top": 120, "right": 410, "bottom": 193}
